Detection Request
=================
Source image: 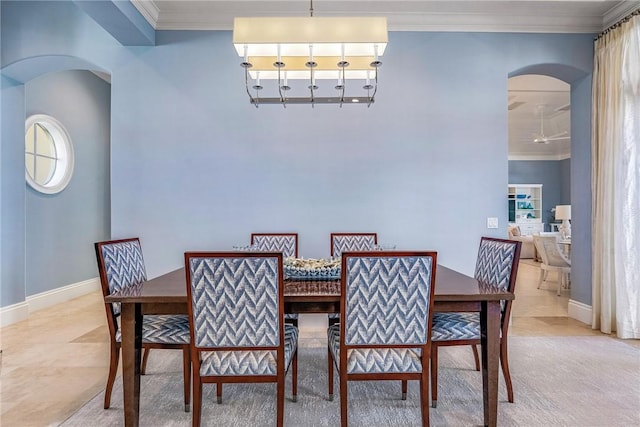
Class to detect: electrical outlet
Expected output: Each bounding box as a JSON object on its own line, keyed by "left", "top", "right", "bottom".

{"left": 487, "top": 217, "right": 499, "bottom": 229}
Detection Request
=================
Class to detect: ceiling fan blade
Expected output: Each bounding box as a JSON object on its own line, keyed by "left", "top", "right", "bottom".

{"left": 544, "top": 135, "right": 571, "bottom": 141}
{"left": 533, "top": 137, "right": 550, "bottom": 144}
{"left": 532, "top": 129, "right": 570, "bottom": 143}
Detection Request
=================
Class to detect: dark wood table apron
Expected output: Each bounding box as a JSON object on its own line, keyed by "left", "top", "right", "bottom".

{"left": 106, "top": 265, "right": 513, "bottom": 427}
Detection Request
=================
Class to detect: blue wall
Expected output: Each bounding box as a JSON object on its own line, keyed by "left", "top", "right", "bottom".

{"left": 1, "top": 75, "right": 26, "bottom": 306}
{"left": 1, "top": 1, "right": 595, "bottom": 309}
{"left": 24, "top": 70, "right": 111, "bottom": 296}
{"left": 509, "top": 159, "right": 571, "bottom": 228}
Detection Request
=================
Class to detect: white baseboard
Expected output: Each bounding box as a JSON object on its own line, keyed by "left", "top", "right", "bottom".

{"left": 0, "top": 301, "right": 29, "bottom": 328}
{"left": 568, "top": 299, "right": 592, "bottom": 325}
{"left": 0, "top": 277, "right": 100, "bottom": 328}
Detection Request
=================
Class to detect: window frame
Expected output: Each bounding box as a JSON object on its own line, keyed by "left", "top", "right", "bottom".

{"left": 24, "top": 114, "right": 74, "bottom": 194}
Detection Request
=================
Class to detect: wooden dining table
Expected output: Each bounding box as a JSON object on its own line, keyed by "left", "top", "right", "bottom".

{"left": 106, "top": 263, "right": 513, "bottom": 427}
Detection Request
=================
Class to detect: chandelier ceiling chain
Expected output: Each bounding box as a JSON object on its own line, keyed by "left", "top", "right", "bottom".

{"left": 232, "top": 0, "right": 388, "bottom": 107}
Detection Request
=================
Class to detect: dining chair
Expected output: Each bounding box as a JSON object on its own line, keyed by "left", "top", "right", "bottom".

{"left": 429, "top": 237, "right": 521, "bottom": 408}
{"left": 533, "top": 234, "right": 571, "bottom": 296}
{"left": 251, "top": 233, "right": 299, "bottom": 326}
{"left": 328, "top": 233, "right": 378, "bottom": 326}
{"left": 250, "top": 233, "right": 298, "bottom": 258}
{"left": 185, "top": 251, "right": 298, "bottom": 427}
{"left": 328, "top": 251, "right": 438, "bottom": 427}
{"left": 94, "top": 238, "right": 191, "bottom": 412}
{"left": 330, "top": 232, "right": 378, "bottom": 258}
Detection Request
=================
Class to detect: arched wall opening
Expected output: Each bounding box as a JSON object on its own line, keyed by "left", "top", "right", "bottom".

{"left": 508, "top": 63, "right": 593, "bottom": 322}
{"left": 1, "top": 54, "right": 111, "bottom": 323}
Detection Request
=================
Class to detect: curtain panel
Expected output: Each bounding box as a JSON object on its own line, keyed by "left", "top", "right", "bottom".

{"left": 591, "top": 14, "right": 640, "bottom": 339}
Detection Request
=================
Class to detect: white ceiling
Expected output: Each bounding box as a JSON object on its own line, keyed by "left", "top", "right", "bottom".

{"left": 131, "top": 1, "right": 639, "bottom": 160}
{"left": 508, "top": 75, "right": 571, "bottom": 160}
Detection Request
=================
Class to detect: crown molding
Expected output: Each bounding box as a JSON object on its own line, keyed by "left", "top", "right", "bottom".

{"left": 130, "top": 0, "right": 160, "bottom": 28}
{"left": 602, "top": 1, "right": 640, "bottom": 28}
{"left": 132, "top": 1, "right": 638, "bottom": 33}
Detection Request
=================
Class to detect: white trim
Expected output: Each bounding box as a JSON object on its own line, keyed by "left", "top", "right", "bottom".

{"left": 603, "top": 2, "right": 640, "bottom": 28}
{"left": 509, "top": 152, "right": 571, "bottom": 161}
{"left": 0, "top": 278, "right": 100, "bottom": 328}
{"left": 25, "top": 114, "right": 75, "bottom": 195}
{"left": 568, "top": 299, "right": 592, "bottom": 325}
{"left": 133, "top": 0, "right": 640, "bottom": 33}
{"left": 131, "top": 0, "right": 160, "bottom": 29}
{"left": 0, "top": 301, "right": 29, "bottom": 328}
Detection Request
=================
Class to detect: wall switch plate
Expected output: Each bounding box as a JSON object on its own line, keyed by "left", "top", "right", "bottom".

{"left": 487, "top": 217, "right": 499, "bottom": 229}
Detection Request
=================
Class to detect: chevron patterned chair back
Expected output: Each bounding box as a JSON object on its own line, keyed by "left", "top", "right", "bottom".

{"left": 327, "top": 251, "right": 437, "bottom": 427}
{"left": 184, "top": 252, "right": 299, "bottom": 427}
{"left": 94, "top": 238, "right": 191, "bottom": 412}
{"left": 251, "top": 233, "right": 300, "bottom": 325}
{"left": 250, "top": 233, "right": 298, "bottom": 258}
{"left": 430, "top": 236, "right": 521, "bottom": 408}
{"left": 327, "top": 233, "right": 379, "bottom": 327}
{"left": 330, "top": 232, "right": 378, "bottom": 258}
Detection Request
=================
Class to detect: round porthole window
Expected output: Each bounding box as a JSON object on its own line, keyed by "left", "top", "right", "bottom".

{"left": 25, "top": 114, "right": 74, "bottom": 194}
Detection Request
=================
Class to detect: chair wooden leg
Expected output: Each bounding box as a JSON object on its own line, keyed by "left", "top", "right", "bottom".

{"left": 277, "top": 374, "right": 285, "bottom": 427}
{"left": 430, "top": 344, "right": 438, "bottom": 408}
{"left": 471, "top": 344, "right": 481, "bottom": 371}
{"left": 104, "top": 342, "right": 120, "bottom": 409}
{"left": 420, "top": 364, "right": 430, "bottom": 427}
{"left": 182, "top": 347, "right": 191, "bottom": 412}
{"left": 557, "top": 272, "right": 563, "bottom": 296}
{"left": 500, "top": 337, "right": 514, "bottom": 403}
{"left": 401, "top": 380, "right": 408, "bottom": 400}
{"left": 216, "top": 382, "right": 223, "bottom": 404}
{"left": 340, "top": 374, "right": 348, "bottom": 427}
{"left": 141, "top": 347, "right": 150, "bottom": 375}
{"left": 192, "top": 371, "right": 202, "bottom": 427}
{"left": 292, "top": 349, "right": 298, "bottom": 402}
{"left": 537, "top": 269, "right": 545, "bottom": 289}
{"left": 328, "top": 347, "right": 334, "bottom": 401}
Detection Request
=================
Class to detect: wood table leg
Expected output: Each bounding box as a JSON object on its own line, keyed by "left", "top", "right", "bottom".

{"left": 120, "top": 302, "right": 143, "bottom": 427}
{"left": 480, "top": 300, "right": 501, "bottom": 427}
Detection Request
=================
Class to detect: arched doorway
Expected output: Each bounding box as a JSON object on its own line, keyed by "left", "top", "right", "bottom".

{"left": 507, "top": 63, "right": 593, "bottom": 327}
{"left": 508, "top": 74, "right": 572, "bottom": 319}
{"left": 1, "top": 55, "right": 111, "bottom": 322}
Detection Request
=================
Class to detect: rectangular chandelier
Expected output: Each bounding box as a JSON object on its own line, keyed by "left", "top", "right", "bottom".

{"left": 232, "top": 16, "right": 388, "bottom": 107}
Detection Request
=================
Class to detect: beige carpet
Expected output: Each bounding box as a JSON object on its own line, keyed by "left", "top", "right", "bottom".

{"left": 62, "top": 336, "right": 639, "bottom": 426}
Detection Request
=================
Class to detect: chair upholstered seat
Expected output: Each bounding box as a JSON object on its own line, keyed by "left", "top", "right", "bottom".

{"left": 186, "top": 252, "right": 298, "bottom": 427}
{"left": 95, "top": 237, "right": 191, "bottom": 412}
{"left": 533, "top": 234, "right": 571, "bottom": 296}
{"left": 199, "top": 325, "right": 298, "bottom": 376}
{"left": 431, "top": 312, "right": 481, "bottom": 341}
{"left": 429, "top": 237, "right": 521, "bottom": 409}
{"left": 328, "top": 324, "right": 422, "bottom": 374}
{"left": 327, "top": 251, "right": 437, "bottom": 426}
{"left": 115, "top": 314, "right": 191, "bottom": 344}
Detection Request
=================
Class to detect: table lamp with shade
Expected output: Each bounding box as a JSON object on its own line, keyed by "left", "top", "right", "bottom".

{"left": 555, "top": 205, "right": 571, "bottom": 239}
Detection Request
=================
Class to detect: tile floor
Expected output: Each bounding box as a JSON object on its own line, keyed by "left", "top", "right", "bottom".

{"left": 0, "top": 260, "right": 614, "bottom": 426}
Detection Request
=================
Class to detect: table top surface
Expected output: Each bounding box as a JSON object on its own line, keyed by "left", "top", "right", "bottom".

{"left": 106, "top": 264, "right": 513, "bottom": 304}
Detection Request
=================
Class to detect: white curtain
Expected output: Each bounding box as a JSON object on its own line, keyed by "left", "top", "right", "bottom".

{"left": 592, "top": 13, "right": 640, "bottom": 338}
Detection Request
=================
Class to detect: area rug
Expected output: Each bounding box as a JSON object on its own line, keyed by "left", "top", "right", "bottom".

{"left": 62, "top": 336, "right": 639, "bottom": 426}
